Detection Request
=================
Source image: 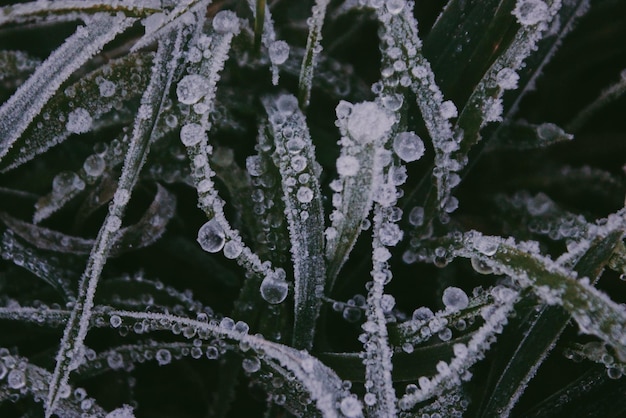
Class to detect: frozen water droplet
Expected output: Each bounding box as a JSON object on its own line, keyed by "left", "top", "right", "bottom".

{"left": 286, "top": 137, "right": 305, "bottom": 153}
{"left": 291, "top": 155, "right": 308, "bottom": 172}
{"left": 440, "top": 100, "right": 458, "bottom": 119}
{"left": 242, "top": 356, "right": 261, "bottom": 373}
{"left": 408, "top": 206, "right": 424, "bottom": 226}
{"left": 381, "top": 93, "right": 403, "bottom": 111}
{"left": 276, "top": 95, "right": 299, "bottom": 115}
{"left": 496, "top": 68, "right": 519, "bottom": 90}
{"left": 107, "top": 352, "right": 124, "bottom": 370}
{"left": 386, "top": 0, "right": 405, "bottom": 14}
{"left": 536, "top": 123, "right": 564, "bottom": 140}
{"left": 105, "top": 405, "right": 136, "bottom": 418}
{"left": 213, "top": 10, "right": 240, "bottom": 34}
{"left": 296, "top": 186, "right": 314, "bottom": 203}
{"left": 483, "top": 97, "right": 503, "bottom": 122}
{"left": 106, "top": 215, "right": 122, "bottom": 232}
{"left": 83, "top": 154, "right": 106, "bottom": 177}
{"left": 412, "top": 306, "right": 434, "bottom": 321}
{"left": 66, "top": 108, "right": 93, "bottom": 134}
{"left": 340, "top": 396, "right": 362, "bottom": 418}
{"left": 246, "top": 155, "right": 265, "bottom": 176}
{"left": 110, "top": 315, "right": 122, "bottom": 328}
{"left": 336, "top": 100, "right": 353, "bottom": 120}
{"left": 473, "top": 236, "right": 499, "bottom": 256}
{"left": 393, "top": 132, "right": 425, "bottom": 162}
{"left": 512, "top": 0, "right": 550, "bottom": 26}
{"left": 347, "top": 101, "right": 395, "bottom": 143}
{"left": 269, "top": 40, "right": 290, "bottom": 65}
{"left": 177, "top": 74, "right": 210, "bottom": 105}
{"left": 197, "top": 219, "right": 225, "bottom": 253}
{"left": 180, "top": 123, "right": 205, "bottom": 147}
{"left": 205, "top": 346, "right": 219, "bottom": 359}
{"left": 471, "top": 257, "right": 493, "bottom": 275}
{"left": 442, "top": 287, "right": 469, "bottom": 312}
{"left": 114, "top": 188, "right": 130, "bottom": 206}
{"left": 7, "top": 369, "right": 25, "bottom": 389}
{"left": 379, "top": 222, "right": 403, "bottom": 246}
{"left": 155, "top": 349, "right": 172, "bottom": 366}
{"left": 98, "top": 79, "right": 116, "bottom": 97}
{"left": 223, "top": 240, "right": 243, "bottom": 259}
{"left": 260, "top": 271, "right": 289, "bottom": 304}
{"left": 336, "top": 155, "right": 359, "bottom": 176}
{"left": 53, "top": 171, "right": 84, "bottom": 194}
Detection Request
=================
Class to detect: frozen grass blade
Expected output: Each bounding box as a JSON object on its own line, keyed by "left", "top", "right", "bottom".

{"left": 45, "top": 30, "right": 183, "bottom": 418}
{"left": 0, "top": 13, "right": 135, "bottom": 165}
{"left": 298, "top": 0, "right": 330, "bottom": 108}
{"left": 263, "top": 94, "right": 326, "bottom": 350}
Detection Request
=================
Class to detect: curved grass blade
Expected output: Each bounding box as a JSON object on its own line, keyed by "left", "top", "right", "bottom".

{"left": 298, "top": 0, "right": 330, "bottom": 108}
{"left": 477, "top": 230, "right": 623, "bottom": 418}
{"left": 0, "top": 13, "right": 136, "bottom": 166}
{"left": 45, "top": 30, "right": 184, "bottom": 418}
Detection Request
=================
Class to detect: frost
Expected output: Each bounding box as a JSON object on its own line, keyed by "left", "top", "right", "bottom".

{"left": 106, "top": 405, "right": 136, "bottom": 418}
{"left": 269, "top": 40, "right": 290, "bottom": 65}
{"left": 336, "top": 155, "right": 360, "bottom": 176}
{"left": 346, "top": 101, "right": 395, "bottom": 144}
{"left": 197, "top": 219, "right": 226, "bottom": 253}
{"left": 513, "top": 0, "right": 550, "bottom": 26}
{"left": 496, "top": 67, "right": 520, "bottom": 90}
{"left": 98, "top": 79, "right": 117, "bottom": 97}
{"left": 393, "top": 131, "right": 425, "bottom": 162}
{"left": 66, "top": 107, "right": 93, "bottom": 134}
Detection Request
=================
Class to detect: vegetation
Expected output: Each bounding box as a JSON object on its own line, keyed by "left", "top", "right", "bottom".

{"left": 0, "top": 0, "right": 625, "bottom": 417}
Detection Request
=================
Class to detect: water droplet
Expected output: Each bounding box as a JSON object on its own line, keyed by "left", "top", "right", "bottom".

{"left": 336, "top": 155, "right": 359, "bottom": 176}
{"left": 180, "top": 123, "right": 206, "bottom": 147}
{"left": 110, "top": 315, "right": 122, "bottom": 328}
{"left": 471, "top": 257, "right": 493, "bottom": 275}
{"left": 197, "top": 219, "right": 225, "bottom": 253}
{"left": 296, "top": 186, "right": 313, "bottom": 203}
{"left": 412, "top": 306, "right": 434, "bottom": 321}
{"left": 177, "top": 74, "right": 209, "bottom": 105}
{"left": 442, "top": 287, "right": 469, "bottom": 312}
{"left": 260, "top": 270, "right": 289, "bottom": 304}
{"left": 340, "top": 396, "right": 362, "bottom": 418}
{"left": 269, "top": 40, "right": 290, "bottom": 65}
{"left": 347, "top": 101, "right": 395, "bottom": 143}
{"left": 7, "top": 369, "right": 25, "bottom": 389}
{"left": 52, "top": 171, "right": 84, "bottom": 194}
{"left": 212, "top": 10, "right": 240, "bottom": 34}
{"left": 98, "top": 80, "right": 116, "bottom": 97}
{"left": 223, "top": 240, "right": 243, "bottom": 259}
{"left": 393, "top": 132, "right": 425, "bottom": 162}
{"left": 83, "top": 154, "right": 106, "bottom": 177}
{"left": 276, "top": 95, "right": 299, "bottom": 115}
{"left": 155, "top": 349, "right": 172, "bottom": 366}
{"left": 386, "top": 0, "right": 405, "bottom": 14}
{"left": 242, "top": 356, "right": 261, "bottom": 373}
{"left": 66, "top": 108, "right": 93, "bottom": 134}
{"left": 512, "top": 0, "right": 550, "bottom": 26}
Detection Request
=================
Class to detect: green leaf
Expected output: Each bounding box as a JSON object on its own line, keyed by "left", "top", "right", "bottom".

{"left": 477, "top": 231, "right": 622, "bottom": 417}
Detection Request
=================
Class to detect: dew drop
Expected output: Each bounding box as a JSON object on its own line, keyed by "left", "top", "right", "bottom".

{"left": 197, "top": 219, "right": 225, "bottom": 253}
{"left": 180, "top": 123, "right": 206, "bottom": 146}
{"left": 223, "top": 240, "right": 243, "bottom": 259}
{"left": 7, "top": 369, "right": 25, "bottom": 389}
{"left": 336, "top": 155, "right": 359, "bottom": 176}
{"left": 269, "top": 40, "right": 290, "bottom": 65}
{"left": 339, "top": 396, "right": 362, "bottom": 418}
{"left": 296, "top": 186, "right": 313, "bottom": 203}
{"left": 155, "top": 349, "right": 172, "bottom": 366}
{"left": 83, "top": 154, "right": 106, "bottom": 177}
{"left": 212, "top": 10, "right": 240, "bottom": 34}
{"left": 110, "top": 315, "right": 122, "bottom": 328}
{"left": 260, "top": 270, "right": 289, "bottom": 304}
{"left": 442, "top": 287, "right": 469, "bottom": 312}
{"left": 177, "top": 74, "right": 209, "bottom": 105}
{"left": 393, "top": 132, "right": 425, "bottom": 162}
{"left": 242, "top": 356, "right": 261, "bottom": 373}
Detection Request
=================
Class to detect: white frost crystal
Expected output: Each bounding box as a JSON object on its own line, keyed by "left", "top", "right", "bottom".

{"left": 66, "top": 108, "right": 92, "bottom": 134}
{"left": 269, "top": 40, "right": 290, "bottom": 65}
{"left": 512, "top": 0, "right": 550, "bottom": 26}
{"left": 336, "top": 155, "right": 360, "bottom": 176}
{"left": 346, "top": 101, "right": 395, "bottom": 143}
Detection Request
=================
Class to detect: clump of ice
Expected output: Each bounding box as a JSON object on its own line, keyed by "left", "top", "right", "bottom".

{"left": 346, "top": 101, "right": 395, "bottom": 144}
{"left": 512, "top": 0, "right": 550, "bottom": 26}
{"left": 66, "top": 108, "right": 93, "bottom": 134}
